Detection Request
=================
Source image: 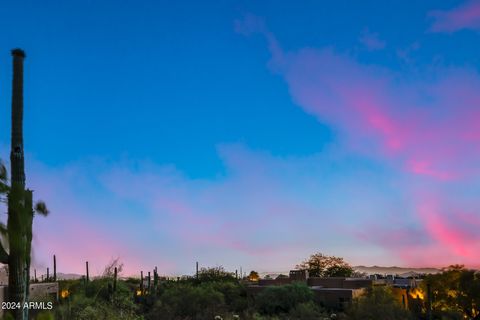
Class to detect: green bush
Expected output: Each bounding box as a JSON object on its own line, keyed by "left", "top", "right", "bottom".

{"left": 255, "top": 283, "right": 314, "bottom": 315}
{"left": 208, "top": 281, "right": 249, "bottom": 313}
{"left": 287, "top": 301, "right": 328, "bottom": 319}
{"left": 54, "top": 278, "right": 142, "bottom": 320}
{"left": 148, "top": 283, "right": 225, "bottom": 320}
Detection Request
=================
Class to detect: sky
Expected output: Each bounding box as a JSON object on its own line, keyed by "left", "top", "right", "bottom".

{"left": 0, "top": 0, "right": 480, "bottom": 276}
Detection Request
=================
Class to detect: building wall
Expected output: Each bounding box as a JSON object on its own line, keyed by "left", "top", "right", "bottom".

{"left": 307, "top": 277, "right": 346, "bottom": 288}
{"left": 258, "top": 278, "right": 292, "bottom": 286}
{"left": 343, "top": 279, "right": 374, "bottom": 289}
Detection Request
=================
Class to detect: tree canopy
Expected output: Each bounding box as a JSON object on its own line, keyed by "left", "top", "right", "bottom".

{"left": 296, "top": 252, "right": 354, "bottom": 277}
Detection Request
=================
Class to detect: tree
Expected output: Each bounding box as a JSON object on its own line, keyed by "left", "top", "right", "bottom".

{"left": 197, "top": 266, "right": 235, "bottom": 282}
{"left": 0, "top": 49, "right": 49, "bottom": 320}
{"left": 423, "top": 265, "right": 480, "bottom": 319}
{"left": 102, "top": 257, "right": 124, "bottom": 278}
{"left": 296, "top": 252, "right": 353, "bottom": 277}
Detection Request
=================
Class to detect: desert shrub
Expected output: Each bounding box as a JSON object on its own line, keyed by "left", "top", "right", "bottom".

{"left": 208, "top": 281, "right": 249, "bottom": 313}
{"left": 35, "top": 312, "right": 55, "bottom": 320}
{"left": 148, "top": 283, "right": 225, "bottom": 320}
{"left": 286, "top": 301, "right": 328, "bottom": 319}
{"left": 255, "top": 282, "right": 314, "bottom": 315}
{"left": 54, "top": 278, "right": 142, "bottom": 320}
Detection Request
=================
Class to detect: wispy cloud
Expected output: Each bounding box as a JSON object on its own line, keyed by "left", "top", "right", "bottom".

{"left": 359, "top": 28, "right": 386, "bottom": 50}
{"left": 429, "top": 0, "right": 480, "bottom": 33}
{"left": 236, "top": 14, "right": 480, "bottom": 268}
{"left": 12, "top": 142, "right": 425, "bottom": 275}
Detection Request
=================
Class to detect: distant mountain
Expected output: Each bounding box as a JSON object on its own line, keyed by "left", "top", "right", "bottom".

{"left": 354, "top": 265, "right": 441, "bottom": 276}
{"left": 255, "top": 266, "right": 442, "bottom": 279}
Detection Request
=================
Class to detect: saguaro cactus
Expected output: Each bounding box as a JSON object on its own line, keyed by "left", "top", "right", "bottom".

{"left": 113, "top": 267, "right": 117, "bottom": 292}
{"left": 53, "top": 255, "right": 57, "bottom": 282}
{"left": 147, "top": 271, "right": 151, "bottom": 293}
{"left": 153, "top": 267, "right": 158, "bottom": 296}
{"left": 0, "top": 49, "right": 50, "bottom": 320}
{"left": 6, "top": 48, "right": 28, "bottom": 320}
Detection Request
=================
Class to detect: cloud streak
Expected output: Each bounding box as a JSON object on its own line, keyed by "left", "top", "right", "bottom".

{"left": 359, "top": 29, "right": 386, "bottom": 50}
{"left": 429, "top": 0, "right": 480, "bottom": 33}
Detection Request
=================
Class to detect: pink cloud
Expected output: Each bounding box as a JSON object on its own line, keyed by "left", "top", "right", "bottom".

{"left": 429, "top": 0, "right": 480, "bottom": 33}
{"left": 263, "top": 43, "right": 480, "bottom": 181}
{"left": 356, "top": 200, "right": 480, "bottom": 269}
{"left": 99, "top": 144, "right": 415, "bottom": 269}
{"left": 417, "top": 198, "right": 480, "bottom": 260}
{"left": 238, "top": 15, "right": 480, "bottom": 268}
{"left": 26, "top": 160, "right": 176, "bottom": 276}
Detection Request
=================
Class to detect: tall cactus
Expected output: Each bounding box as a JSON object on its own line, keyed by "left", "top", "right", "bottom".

{"left": 86, "top": 261, "right": 89, "bottom": 282}
{"left": 0, "top": 49, "right": 49, "bottom": 320}
{"left": 113, "top": 267, "right": 117, "bottom": 292}
{"left": 7, "top": 48, "right": 28, "bottom": 320}
{"left": 153, "top": 267, "right": 158, "bottom": 296}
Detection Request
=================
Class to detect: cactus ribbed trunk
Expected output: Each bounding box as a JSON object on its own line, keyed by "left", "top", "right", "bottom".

{"left": 10, "top": 49, "right": 25, "bottom": 187}
{"left": 23, "top": 189, "right": 33, "bottom": 320}
{"left": 7, "top": 48, "right": 27, "bottom": 320}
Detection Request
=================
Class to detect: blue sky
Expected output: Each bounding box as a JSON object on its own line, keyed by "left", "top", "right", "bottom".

{"left": 1, "top": 0, "right": 480, "bottom": 275}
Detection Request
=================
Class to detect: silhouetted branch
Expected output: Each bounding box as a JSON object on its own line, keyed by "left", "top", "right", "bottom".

{"left": 34, "top": 201, "right": 49, "bottom": 216}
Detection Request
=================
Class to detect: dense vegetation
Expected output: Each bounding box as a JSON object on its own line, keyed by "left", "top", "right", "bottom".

{"left": 421, "top": 265, "right": 480, "bottom": 320}
{"left": 1, "top": 263, "right": 479, "bottom": 319}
